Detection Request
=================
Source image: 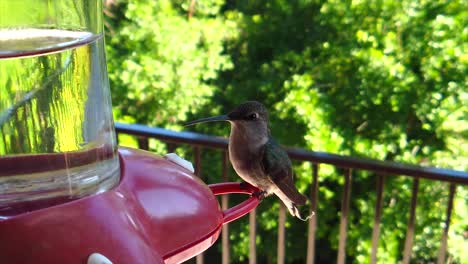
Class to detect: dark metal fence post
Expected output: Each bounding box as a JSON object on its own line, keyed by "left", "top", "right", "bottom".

{"left": 437, "top": 184, "right": 456, "bottom": 264}
{"left": 370, "top": 175, "right": 385, "bottom": 264}
{"left": 306, "top": 163, "right": 319, "bottom": 264}
{"left": 403, "top": 179, "right": 419, "bottom": 264}
{"left": 337, "top": 169, "right": 352, "bottom": 264}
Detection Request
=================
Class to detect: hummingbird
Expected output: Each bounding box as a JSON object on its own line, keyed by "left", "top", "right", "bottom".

{"left": 185, "top": 101, "right": 312, "bottom": 221}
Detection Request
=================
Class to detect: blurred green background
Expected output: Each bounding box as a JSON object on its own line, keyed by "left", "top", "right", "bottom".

{"left": 103, "top": 0, "right": 467, "bottom": 263}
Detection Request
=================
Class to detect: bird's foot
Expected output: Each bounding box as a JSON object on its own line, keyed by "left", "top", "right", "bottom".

{"left": 239, "top": 182, "right": 265, "bottom": 199}
{"left": 252, "top": 191, "right": 267, "bottom": 200}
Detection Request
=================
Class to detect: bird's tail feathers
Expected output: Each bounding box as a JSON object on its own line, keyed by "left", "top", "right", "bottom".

{"left": 274, "top": 188, "right": 314, "bottom": 221}
{"left": 275, "top": 178, "right": 307, "bottom": 205}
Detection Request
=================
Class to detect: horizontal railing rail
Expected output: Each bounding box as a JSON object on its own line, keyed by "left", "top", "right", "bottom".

{"left": 115, "top": 122, "right": 468, "bottom": 264}
{"left": 115, "top": 123, "right": 467, "bottom": 184}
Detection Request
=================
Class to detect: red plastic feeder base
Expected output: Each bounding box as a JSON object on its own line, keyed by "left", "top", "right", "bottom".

{"left": 0, "top": 147, "right": 260, "bottom": 264}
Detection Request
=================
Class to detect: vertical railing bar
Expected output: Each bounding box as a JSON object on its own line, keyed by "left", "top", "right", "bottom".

{"left": 137, "top": 136, "right": 149, "bottom": 150}
{"left": 249, "top": 209, "right": 257, "bottom": 264}
{"left": 437, "top": 183, "right": 456, "bottom": 264}
{"left": 337, "top": 168, "right": 352, "bottom": 264}
{"left": 402, "top": 178, "right": 419, "bottom": 264}
{"left": 194, "top": 146, "right": 204, "bottom": 264}
{"left": 166, "top": 143, "right": 177, "bottom": 153}
{"left": 277, "top": 204, "right": 286, "bottom": 264}
{"left": 221, "top": 151, "right": 230, "bottom": 264}
{"left": 306, "top": 163, "right": 319, "bottom": 264}
{"left": 370, "top": 175, "right": 385, "bottom": 264}
{"left": 194, "top": 146, "right": 202, "bottom": 177}
{"left": 196, "top": 249, "right": 204, "bottom": 263}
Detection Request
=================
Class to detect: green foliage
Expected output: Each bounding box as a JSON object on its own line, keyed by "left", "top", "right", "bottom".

{"left": 105, "top": 0, "right": 467, "bottom": 263}
{"left": 105, "top": 0, "right": 235, "bottom": 128}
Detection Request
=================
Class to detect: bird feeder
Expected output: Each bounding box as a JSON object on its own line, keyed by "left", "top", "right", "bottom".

{"left": 0, "top": 1, "right": 259, "bottom": 263}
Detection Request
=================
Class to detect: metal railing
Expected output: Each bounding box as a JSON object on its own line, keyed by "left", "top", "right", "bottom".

{"left": 115, "top": 122, "right": 468, "bottom": 264}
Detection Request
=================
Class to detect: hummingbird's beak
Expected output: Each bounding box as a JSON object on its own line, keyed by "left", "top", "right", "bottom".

{"left": 184, "top": 115, "right": 229, "bottom": 126}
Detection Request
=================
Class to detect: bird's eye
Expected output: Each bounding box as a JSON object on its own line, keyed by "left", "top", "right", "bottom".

{"left": 247, "top": 113, "right": 258, "bottom": 120}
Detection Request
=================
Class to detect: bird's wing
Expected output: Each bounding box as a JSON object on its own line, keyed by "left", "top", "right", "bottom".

{"left": 261, "top": 138, "right": 307, "bottom": 205}
{"left": 261, "top": 138, "right": 292, "bottom": 182}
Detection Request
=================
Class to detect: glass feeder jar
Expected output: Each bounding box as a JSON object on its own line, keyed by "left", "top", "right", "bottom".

{"left": 0, "top": 0, "right": 120, "bottom": 217}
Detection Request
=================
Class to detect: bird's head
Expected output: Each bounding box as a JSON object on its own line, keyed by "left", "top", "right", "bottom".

{"left": 185, "top": 101, "right": 269, "bottom": 135}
